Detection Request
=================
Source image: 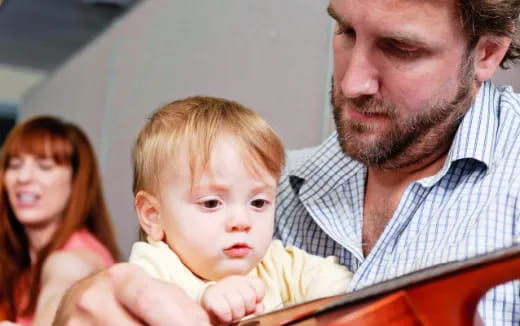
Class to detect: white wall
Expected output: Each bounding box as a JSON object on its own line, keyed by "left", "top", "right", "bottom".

{"left": 21, "top": 0, "right": 333, "bottom": 258}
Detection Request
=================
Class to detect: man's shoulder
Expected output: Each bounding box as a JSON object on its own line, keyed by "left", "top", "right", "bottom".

{"left": 493, "top": 85, "right": 520, "bottom": 148}
{"left": 496, "top": 85, "right": 520, "bottom": 116}
{"left": 285, "top": 146, "right": 320, "bottom": 171}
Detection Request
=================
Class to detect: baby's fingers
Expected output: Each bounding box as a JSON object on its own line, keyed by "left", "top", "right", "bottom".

{"left": 223, "top": 290, "right": 248, "bottom": 321}
{"left": 237, "top": 282, "right": 260, "bottom": 314}
{"left": 206, "top": 299, "right": 233, "bottom": 325}
{"left": 254, "top": 302, "right": 265, "bottom": 315}
{"left": 245, "top": 277, "right": 265, "bottom": 303}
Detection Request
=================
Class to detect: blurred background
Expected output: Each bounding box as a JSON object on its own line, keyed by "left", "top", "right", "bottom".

{"left": 0, "top": 0, "right": 135, "bottom": 143}
{"left": 1, "top": 0, "right": 519, "bottom": 257}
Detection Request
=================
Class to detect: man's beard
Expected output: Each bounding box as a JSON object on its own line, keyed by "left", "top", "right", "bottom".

{"left": 331, "top": 57, "right": 476, "bottom": 169}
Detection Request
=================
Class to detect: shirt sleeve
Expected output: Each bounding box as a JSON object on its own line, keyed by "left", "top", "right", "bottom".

{"left": 257, "top": 240, "right": 353, "bottom": 305}
{"left": 128, "top": 240, "right": 212, "bottom": 302}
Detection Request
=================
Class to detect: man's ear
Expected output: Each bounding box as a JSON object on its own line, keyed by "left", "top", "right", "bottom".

{"left": 135, "top": 190, "right": 164, "bottom": 241}
{"left": 474, "top": 34, "right": 512, "bottom": 82}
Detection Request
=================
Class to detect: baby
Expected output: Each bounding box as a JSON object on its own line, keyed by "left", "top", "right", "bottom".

{"left": 128, "top": 96, "right": 353, "bottom": 324}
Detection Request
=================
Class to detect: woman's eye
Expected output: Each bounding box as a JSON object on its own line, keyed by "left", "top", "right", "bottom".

{"left": 37, "top": 159, "right": 55, "bottom": 170}
{"left": 38, "top": 163, "right": 53, "bottom": 170}
{"left": 7, "top": 159, "right": 22, "bottom": 169}
{"left": 202, "top": 199, "right": 220, "bottom": 209}
{"left": 251, "top": 199, "right": 267, "bottom": 209}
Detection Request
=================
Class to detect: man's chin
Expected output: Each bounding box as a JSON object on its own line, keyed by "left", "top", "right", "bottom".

{"left": 338, "top": 132, "right": 393, "bottom": 166}
{"left": 340, "top": 122, "right": 387, "bottom": 143}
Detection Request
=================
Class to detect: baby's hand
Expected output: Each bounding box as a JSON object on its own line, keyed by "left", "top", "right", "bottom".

{"left": 201, "top": 275, "right": 265, "bottom": 325}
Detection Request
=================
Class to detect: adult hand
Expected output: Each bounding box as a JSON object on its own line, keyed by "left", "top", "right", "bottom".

{"left": 53, "top": 263, "right": 211, "bottom": 326}
{"left": 201, "top": 275, "right": 265, "bottom": 325}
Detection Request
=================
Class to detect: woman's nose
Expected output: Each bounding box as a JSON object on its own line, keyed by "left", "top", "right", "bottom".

{"left": 16, "top": 164, "right": 35, "bottom": 183}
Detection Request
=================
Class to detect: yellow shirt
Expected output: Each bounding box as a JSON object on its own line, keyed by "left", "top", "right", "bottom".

{"left": 128, "top": 239, "right": 353, "bottom": 312}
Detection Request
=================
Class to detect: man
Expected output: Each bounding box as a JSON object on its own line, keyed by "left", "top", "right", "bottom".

{"left": 275, "top": 0, "right": 520, "bottom": 324}
{"left": 55, "top": 0, "right": 520, "bottom": 325}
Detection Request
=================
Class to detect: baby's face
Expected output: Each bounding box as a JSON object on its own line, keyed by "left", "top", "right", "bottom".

{"left": 156, "top": 134, "right": 277, "bottom": 281}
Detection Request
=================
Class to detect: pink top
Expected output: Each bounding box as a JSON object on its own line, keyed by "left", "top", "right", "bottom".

{"left": 60, "top": 228, "right": 115, "bottom": 267}
{"left": 16, "top": 229, "right": 115, "bottom": 326}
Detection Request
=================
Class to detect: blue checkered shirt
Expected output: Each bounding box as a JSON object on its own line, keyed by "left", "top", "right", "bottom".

{"left": 274, "top": 81, "right": 520, "bottom": 325}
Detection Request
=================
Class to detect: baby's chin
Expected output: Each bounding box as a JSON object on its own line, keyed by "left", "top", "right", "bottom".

{"left": 206, "top": 259, "right": 261, "bottom": 281}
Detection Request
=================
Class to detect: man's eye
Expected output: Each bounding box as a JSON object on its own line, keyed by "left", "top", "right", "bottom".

{"left": 382, "top": 43, "right": 424, "bottom": 60}
{"left": 336, "top": 26, "right": 355, "bottom": 38}
{"left": 251, "top": 199, "right": 267, "bottom": 209}
{"left": 390, "top": 47, "right": 420, "bottom": 59}
{"left": 202, "top": 200, "right": 220, "bottom": 209}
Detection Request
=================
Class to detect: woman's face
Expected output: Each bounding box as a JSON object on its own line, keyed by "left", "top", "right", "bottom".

{"left": 4, "top": 153, "right": 73, "bottom": 228}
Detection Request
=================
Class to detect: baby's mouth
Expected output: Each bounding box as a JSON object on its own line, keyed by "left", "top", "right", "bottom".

{"left": 224, "top": 243, "right": 251, "bottom": 258}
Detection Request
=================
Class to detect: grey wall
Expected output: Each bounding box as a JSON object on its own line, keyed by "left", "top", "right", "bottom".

{"left": 21, "top": 0, "right": 333, "bottom": 258}
{"left": 493, "top": 66, "right": 520, "bottom": 92}
{"left": 20, "top": 0, "right": 520, "bottom": 258}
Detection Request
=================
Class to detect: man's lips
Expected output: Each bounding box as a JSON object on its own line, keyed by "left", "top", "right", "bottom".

{"left": 347, "top": 107, "right": 388, "bottom": 122}
{"left": 224, "top": 243, "right": 251, "bottom": 258}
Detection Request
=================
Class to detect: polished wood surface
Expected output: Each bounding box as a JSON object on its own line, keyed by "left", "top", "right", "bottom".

{"left": 236, "top": 244, "right": 520, "bottom": 326}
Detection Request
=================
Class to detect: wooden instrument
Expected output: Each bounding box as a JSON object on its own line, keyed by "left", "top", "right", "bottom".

{"left": 235, "top": 244, "right": 520, "bottom": 326}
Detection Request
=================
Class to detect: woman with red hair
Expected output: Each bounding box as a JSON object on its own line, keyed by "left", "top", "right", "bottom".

{"left": 0, "top": 116, "right": 120, "bottom": 325}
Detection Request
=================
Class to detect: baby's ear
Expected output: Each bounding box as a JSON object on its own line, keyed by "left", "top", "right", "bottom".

{"left": 135, "top": 191, "right": 164, "bottom": 241}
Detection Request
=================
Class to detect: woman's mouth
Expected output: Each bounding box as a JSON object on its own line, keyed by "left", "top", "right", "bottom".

{"left": 15, "top": 192, "right": 40, "bottom": 207}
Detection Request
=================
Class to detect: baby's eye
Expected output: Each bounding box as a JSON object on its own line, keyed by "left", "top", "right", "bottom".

{"left": 202, "top": 199, "right": 221, "bottom": 209}
{"left": 251, "top": 199, "right": 268, "bottom": 209}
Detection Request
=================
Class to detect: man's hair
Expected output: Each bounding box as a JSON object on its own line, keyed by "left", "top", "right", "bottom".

{"left": 459, "top": 0, "right": 520, "bottom": 68}
{"left": 132, "top": 96, "right": 285, "bottom": 196}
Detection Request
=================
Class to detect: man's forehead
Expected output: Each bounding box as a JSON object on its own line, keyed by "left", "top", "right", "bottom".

{"left": 328, "top": 0, "right": 458, "bottom": 20}
{"left": 327, "top": 0, "right": 461, "bottom": 42}
{"left": 329, "top": 0, "right": 456, "bottom": 7}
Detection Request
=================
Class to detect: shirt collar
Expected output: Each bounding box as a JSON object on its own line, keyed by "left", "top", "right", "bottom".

{"left": 445, "top": 80, "right": 498, "bottom": 168}
{"left": 419, "top": 81, "right": 499, "bottom": 187}
{"left": 290, "top": 81, "right": 499, "bottom": 190}
{"left": 289, "top": 131, "right": 364, "bottom": 201}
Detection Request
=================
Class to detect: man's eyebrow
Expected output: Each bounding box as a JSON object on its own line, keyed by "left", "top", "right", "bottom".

{"left": 327, "top": 6, "right": 347, "bottom": 26}
{"left": 379, "top": 32, "right": 432, "bottom": 49}
{"left": 327, "top": 5, "right": 432, "bottom": 49}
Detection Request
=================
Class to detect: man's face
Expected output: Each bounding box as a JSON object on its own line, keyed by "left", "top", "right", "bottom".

{"left": 329, "top": 0, "right": 477, "bottom": 168}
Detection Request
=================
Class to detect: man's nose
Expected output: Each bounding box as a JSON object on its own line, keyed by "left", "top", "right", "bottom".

{"left": 339, "top": 44, "right": 379, "bottom": 99}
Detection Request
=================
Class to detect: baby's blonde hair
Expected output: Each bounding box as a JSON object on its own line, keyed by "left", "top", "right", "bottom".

{"left": 132, "top": 96, "right": 285, "bottom": 198}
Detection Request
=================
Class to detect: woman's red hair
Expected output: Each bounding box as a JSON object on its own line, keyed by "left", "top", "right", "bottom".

{"left": 0, "top": 116, "right": 120, "bottom": 319}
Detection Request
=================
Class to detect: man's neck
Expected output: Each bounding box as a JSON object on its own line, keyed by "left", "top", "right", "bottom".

{"left": 367, "top": 142, "right": 451, "bottom": 189}
{"left": 362, "top": 144, "right": 451, "bottom": 257}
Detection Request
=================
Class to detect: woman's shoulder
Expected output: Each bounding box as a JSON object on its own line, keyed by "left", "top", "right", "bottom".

{"left": 42, "top": 249, "right": 102, "bottom": 283}
{"left": 60, "top": 229, "right": 115, "bottom": 267}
